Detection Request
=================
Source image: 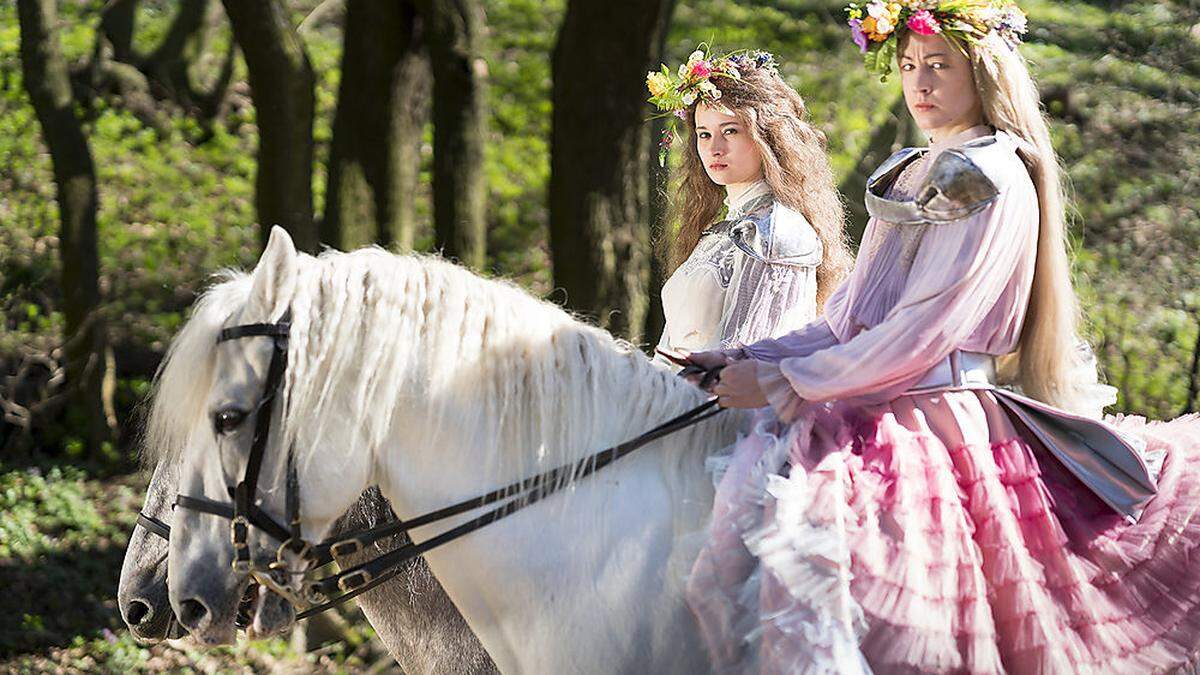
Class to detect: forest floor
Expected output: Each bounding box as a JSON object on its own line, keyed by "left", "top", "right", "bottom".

{"left": 0, "top": 464, "right": 397, "bottom": 674}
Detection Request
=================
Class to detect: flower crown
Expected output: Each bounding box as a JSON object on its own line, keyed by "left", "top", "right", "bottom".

{"left": 646, "top": 46, "right": 778, "bottom": 165}
{"left": 846, "top": 1, "right": 1028, "bottom": 80}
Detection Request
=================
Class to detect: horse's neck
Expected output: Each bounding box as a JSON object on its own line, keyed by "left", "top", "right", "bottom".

{"left": 377, "top": 321, "right": 712, "bottom": 515}
{"left": 372, "top": 345, "right": 728, "bottom": 673}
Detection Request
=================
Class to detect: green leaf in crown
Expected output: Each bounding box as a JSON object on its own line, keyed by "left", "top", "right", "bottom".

{"left": 645, "top": 44, "right": 779, "bottom": 166}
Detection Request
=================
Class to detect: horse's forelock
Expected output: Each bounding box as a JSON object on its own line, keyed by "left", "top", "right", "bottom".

{"left": 139, "top": 271, "right": 251, "bottom": 468}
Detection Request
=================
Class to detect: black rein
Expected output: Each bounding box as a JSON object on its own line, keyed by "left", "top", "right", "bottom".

{"left": 141, "top": 313, "right": 724, "bottom": 620}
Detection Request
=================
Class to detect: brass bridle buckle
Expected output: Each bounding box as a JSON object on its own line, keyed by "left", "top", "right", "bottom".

{"left": 230, "top": 515, "right": 252, "bottom": 573}
{"left": 274, "top": 538, "right": 313, "bottom": 569}
{"left": 337, "top": 569, "right": 374, "bottom": 593}
{"left": 249, "top": 568, "right": 311, "bottom": 610}
{"left": 329, "top": 539, "right": 363, "bottom": 558}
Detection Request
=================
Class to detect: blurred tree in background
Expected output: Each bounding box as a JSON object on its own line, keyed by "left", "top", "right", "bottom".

{"left": 16, "top": 0, "right": 114, "bottom": 455}
{"left": 221, "top": 0, "right": 318, "bottom": 252}
{"left": 322, "top": 0, "right": 429, "bottom": 251}
{"left": 4, "top": 0, "right": 1199, "bottom": 458}
{"left": 549, "top": 0, "right": 676, "bottom": 340}
{"left": 420, "top": 0, "right": 489, "bottom": 269}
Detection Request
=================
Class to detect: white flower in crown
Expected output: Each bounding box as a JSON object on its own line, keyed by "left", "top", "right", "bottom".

{"left": 698, "top": 80, "right": 721, "bottom": 99}
{"left": 1000, "top": 7, "right": 1028, "bottom": 36}
{"left": 977, "top": 6, "right": 1002, "bottom": 24}
{"left": 688, "top": 49, "right": 705, "bottom": 62}
{"left": 866, "top": 1, "right": 889, "bottom": 19}
{"left": 682, "top": 91, "right": 697, "bottom": 106}
{"left": 876, "top": 15, "right": 895, "bottom": 34}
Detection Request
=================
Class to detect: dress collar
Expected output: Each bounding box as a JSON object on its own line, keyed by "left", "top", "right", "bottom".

{"left": 724, "top": 180, "right": 773, "bottom": 219}
{"left": 926, "top": 125, "right": 992, "bottom": 160}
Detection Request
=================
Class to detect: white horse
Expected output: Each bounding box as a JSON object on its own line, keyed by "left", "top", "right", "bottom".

{"left": 162, "top": 227, "right": 744, "bottom": 673}
{"left": 122, "top": 270, "right": 494, "bottom": 671}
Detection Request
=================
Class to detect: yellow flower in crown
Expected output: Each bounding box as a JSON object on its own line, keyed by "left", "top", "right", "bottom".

{"left": 646, "top": 71, "right": 672, "bottom": 98}
{"left": 645, "top": 44, "right": 779, "bottom": 166}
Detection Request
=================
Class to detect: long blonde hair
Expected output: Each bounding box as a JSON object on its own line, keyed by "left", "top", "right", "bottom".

{"left": 665, "top": 67, "right": 852, "bottom": 307}
{"left": 969, "top": 35, "right": 1078, "bottom": 407}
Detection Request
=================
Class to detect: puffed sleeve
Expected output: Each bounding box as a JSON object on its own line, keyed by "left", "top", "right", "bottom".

{"left": 718, "top": 205, "right": 823, "bottom": 349}
{"left": 753, "top": 174, "right": 1038, "bottom": 412}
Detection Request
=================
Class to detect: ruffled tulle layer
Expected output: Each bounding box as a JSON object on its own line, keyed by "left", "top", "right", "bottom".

{"left": 687, "top": 389, "right": 1200, "bottom": 674}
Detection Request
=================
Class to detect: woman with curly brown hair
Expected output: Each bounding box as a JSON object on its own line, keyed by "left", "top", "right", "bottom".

{"left": 648, "top": 49, "right": 852, "bottom": 360}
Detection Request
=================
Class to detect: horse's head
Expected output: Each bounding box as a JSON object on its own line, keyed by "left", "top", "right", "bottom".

{"left": 166, "top": 227, "right": 368, "bottom": 643}
{"left": 119, "top": 453, "right": 298, "bottom": 643}
{"left": 118, "top": 460, "right": 185, "bottom": 641}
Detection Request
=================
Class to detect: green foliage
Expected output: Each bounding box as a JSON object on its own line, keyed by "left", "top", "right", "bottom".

{"left": 0, "top": 466, "right": 130, "bottom": 559}
{"left": 482, "top": 0, "right": 563, "bottom": 290}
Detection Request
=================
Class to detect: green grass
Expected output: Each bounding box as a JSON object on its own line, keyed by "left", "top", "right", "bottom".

{"left": 0, "top": 466, "right": 390, "bottom": 672}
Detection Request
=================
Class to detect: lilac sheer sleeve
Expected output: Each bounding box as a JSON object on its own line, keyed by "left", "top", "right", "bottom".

{"left": 753, "top": 178, "right": 1038, "bottom": 410}
{"left": 719, "top": 258, "right": 819, "bottom": 351}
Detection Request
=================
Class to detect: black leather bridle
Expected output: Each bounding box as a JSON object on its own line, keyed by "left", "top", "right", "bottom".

{"left": 141, "top": 311, "right": 726, "bottom": 620}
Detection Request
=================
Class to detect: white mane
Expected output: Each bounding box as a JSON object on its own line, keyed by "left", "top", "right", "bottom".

{"left": 145, "top": 249, "right": 727, "bottom": 490}
{"left": 280, "top": 249, "right": 718, "bottom": 482}
{"left": 141, "top": 270, "right": 251, "bottom": 467}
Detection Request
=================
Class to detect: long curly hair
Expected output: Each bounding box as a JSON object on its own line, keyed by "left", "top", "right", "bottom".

{"left": 664, "top": 67, "right": 852, "bottom": 308}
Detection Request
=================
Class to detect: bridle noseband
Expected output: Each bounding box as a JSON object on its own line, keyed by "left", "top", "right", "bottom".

{"left": 147, "top": 309, "right": 725, "bottom": 620}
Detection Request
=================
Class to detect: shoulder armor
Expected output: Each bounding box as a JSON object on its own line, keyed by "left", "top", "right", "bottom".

{"left": 866, "top": 131, "right": 1019, "bottom": 225}
{"left": 728, "top": 201, "right": 822, "bottom": 268}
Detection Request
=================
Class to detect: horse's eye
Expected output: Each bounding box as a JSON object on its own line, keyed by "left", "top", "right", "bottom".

{"left": 213, "top": 407, "right": 249, "bottom": 435}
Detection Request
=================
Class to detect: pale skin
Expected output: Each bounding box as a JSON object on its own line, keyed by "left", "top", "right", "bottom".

{"left": 684, "top": 32, "right": 986, "bottom": 409}
{"left": 899, "top": 32, "right": 985, "bottom": 143}
{"left": 694, "top": 102, "right": 764, "bottom": 203}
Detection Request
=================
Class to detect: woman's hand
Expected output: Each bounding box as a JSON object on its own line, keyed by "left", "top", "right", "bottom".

{"left": 711, "top": 360, "right": 769, "bottom": 409}
{"left": 681, "top": 349, "right": 729, "bottom": 370}
{"left": 675, "top": 349, "right": 731, "bottom": 388}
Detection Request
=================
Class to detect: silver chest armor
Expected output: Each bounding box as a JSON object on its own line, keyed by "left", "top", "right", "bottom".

{"left": 865, "top": 131, "right": 1018, "bottom": 225}
{"left": 707, "top": 194, "right": 822, "bottom": 268}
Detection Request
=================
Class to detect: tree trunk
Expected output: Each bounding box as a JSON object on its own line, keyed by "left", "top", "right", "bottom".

{"left": 415, "top": 0, "right": 487, "bottom": 268}
{"left": 144, "top": 0, "right": 210, "bottom": 108}
{"left": 643, "top": 105, "right": 669, "bottom": 350}
{"left": 549, "top": 0, "right": 675, "bottom": 341}
{"left": 18, "top": 0, "right": 114, "bottom": 451}
{"left": 323, "top": 0, "right": 430, "bottom": 251}
{"left": 221, "top": 0, "right": 318, "bottom": 253}
{"left": 1185, "top": 315, "right": 1200, "bottom": 414}
{"left": 101, "top": 0, "right": 138, "bottom": 64}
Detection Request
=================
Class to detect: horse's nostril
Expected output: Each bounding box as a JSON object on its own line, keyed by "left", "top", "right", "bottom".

{"left": 125, "top": 599, "right": 152, "bottom": 626}
{"left": 178, "top": 599, "right": 209, "bottom": 629}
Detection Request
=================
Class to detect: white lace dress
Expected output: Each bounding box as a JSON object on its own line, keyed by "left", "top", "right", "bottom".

{"left": 655, "top": 181, "right": 823, "bottom": 361}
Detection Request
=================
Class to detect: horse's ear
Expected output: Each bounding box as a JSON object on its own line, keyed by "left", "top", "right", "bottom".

{"left": 247, "top": 226, "right": 298, "bottom": 321}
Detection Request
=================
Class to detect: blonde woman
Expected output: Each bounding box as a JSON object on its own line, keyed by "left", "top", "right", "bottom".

{"left": 647, "top": 49, "right": 851, "bottom": 359}
{"left": 683, "top": 5, "right": 1200, "bottom": 672}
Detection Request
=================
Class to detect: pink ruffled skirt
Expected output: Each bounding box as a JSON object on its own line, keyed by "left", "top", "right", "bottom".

{"left": 687, "top": 389, "right": 1200, "bottom": 674}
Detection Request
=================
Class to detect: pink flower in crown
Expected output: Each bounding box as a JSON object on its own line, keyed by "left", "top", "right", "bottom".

{"left": 906, "top": 9, "right": 942, "bottom": 36}
{"left": 689, "top": 60, "right": 713, "bottom": 79}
